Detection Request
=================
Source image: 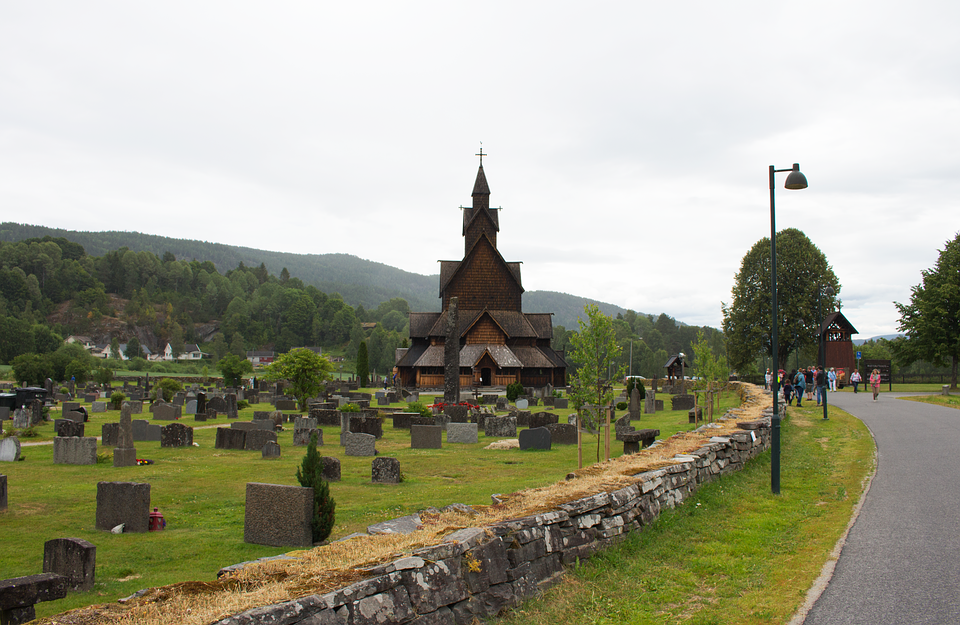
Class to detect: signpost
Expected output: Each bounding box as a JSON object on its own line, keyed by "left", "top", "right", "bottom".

{"left": 864, "top": 359, "right": 893, "bottom": 392}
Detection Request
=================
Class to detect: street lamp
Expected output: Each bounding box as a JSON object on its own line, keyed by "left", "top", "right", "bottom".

{"left": 819, "top": 285, "right": 835, "bottom": 420}
{"left": 769, "top": 163, "right": 808, "bottom": 495}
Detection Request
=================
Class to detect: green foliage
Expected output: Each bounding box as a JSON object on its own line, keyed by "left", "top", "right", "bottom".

{"left": 626, "top": 378, "right": 646, "bottom": 400}
{"left": 64, "top": 359, "right": 91, "bottom": 385}
{"left": 296, "top": 432, "right": 336, "bottom": 543}
{"left": 110, "top": 391, "right": 126, "bottom": 410}
{"left": 340, "top": 403, "right": 361, "bottom": 413}
{"left": 94, "top": 365, "right": 114, "bottom": 386}
{"left": 217, "top": 353, "right": 253, "bottom": 388}
{"left": 237, "top": 399, "right": 250, "bottom": 411}
{"left": 262, "top": 348, "right": 334, "bottom": 411}
{"left": 125, "top": 337, "right": 143, "bottom": 360}
{"left": 11, "top": 353, "right": 50, "bottom": 386}
{"left": 506, "top": 381, "right": 525, "bottom": 402}
{"left": 893, "top": 232, "right": 960, "bottom": 388}
{"left": 722, "top": 228, "right": 839, "bottom": 371}
{"left": 616, "top": 401, "right": 628, "bottom": 411}
{"left": 154, "top": 377, "right": 183, "bottom": 402}
{"left": 355, "top": 342, "right": 369, "bottom": 388}
{"left": 406, "top": 401, "right": 432, "bottom": 419}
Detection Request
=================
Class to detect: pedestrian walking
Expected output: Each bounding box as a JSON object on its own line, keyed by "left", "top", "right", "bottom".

{"left": 850, "top": 369, "right": 862, "bottom": 393}
{"left": 765, "top": 368, "right": 772, "bottom": 391}
{"left": 793, "top": 369, "right": 806, "bottom": 407}
{"left": 816, "top": 366, "right": 827, "bottom": 406}
{"left": 828, "top": 367, "right": 837, "bottom": 391}
{"left": 870, "top": 368, "right": 881, "bottom": 400}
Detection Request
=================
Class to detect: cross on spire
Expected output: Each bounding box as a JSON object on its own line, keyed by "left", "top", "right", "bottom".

{"left": 476, "top": 143, "right": 486, "bottom": 165}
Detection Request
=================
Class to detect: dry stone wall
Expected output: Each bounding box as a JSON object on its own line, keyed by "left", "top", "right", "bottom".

{"left": 215, "top": 418, "right": 771, "bottom": 625}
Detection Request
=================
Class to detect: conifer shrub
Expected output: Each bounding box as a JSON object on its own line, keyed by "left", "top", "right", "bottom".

{"left": 506, "top": 381, "right": 524, "bottom": 401}
{"left": 296, "top": 432, "right": 336, "bottom": 543}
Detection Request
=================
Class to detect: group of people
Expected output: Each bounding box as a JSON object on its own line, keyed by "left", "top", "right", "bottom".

{"left": 763, "top": 367, "right": 883, "bottom": 401}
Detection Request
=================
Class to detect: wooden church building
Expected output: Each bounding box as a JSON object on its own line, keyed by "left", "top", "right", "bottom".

{"left": 819, "top": 310, "right": 858, "bottom": 375}
{"left": 395, "top": 159, "right": 568, "bottom": 389}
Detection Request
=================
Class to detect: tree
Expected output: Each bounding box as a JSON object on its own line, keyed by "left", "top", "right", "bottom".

{"left": 125, "top": 337, "right": 143, "bottom": 360}
{"left": 262, "top": 348, "right": 333, "bottom": 411}
{"left": 892, "top": 232, "right": 960, "bottom": 389}
{"left": 217, "top": 353, "right": 253, "bottom": 387}
{"left": 722, "top": 228, "right": 839, "bottom": 371}
{"left": 154, "top": 378, "right": 183, "bottom": 402}
{"left": 296, "top": 431, "right": 336, "bottom": 543}
{"left": 355, "top": 342, "right": 370, "bottom": 388}
{"left": 169, "top": 323, "right": 185, "bottom": 360}
{"left": 568, "top": 304, "right": 624, "bottom": 465}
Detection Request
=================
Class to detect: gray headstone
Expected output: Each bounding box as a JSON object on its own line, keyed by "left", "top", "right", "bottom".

{"left": 56, "top": 419, "right": 84, "bottom": 438}
{"left": 293, "top": 428, "right": 322, "bottom": 446}
{"left": 101, "top": 423, "right": 118, "bottom": 447}
{"left": 444, "top": 405, "right": 469, "bottom": 423}
{"left": 484, "top": 416, "right": 517, "bottom": 438}
{"left": 244, "top": 430, "right": 278, "bottom": 451}
{"left": 43, "top": 538, "right": 96, "bottom": 592}
{"left": 160, "top": 423, "right": 193, "bottom": 447}
{"left": 345, "top": 432, "right": 376, "bottom": 456}
{"left": 446, "top": 422, "right": 479, "bottom": 444}
{"left": 529, "top": 411, "right": 559, "bottom": 429}
{"left": 0, "top": 474, "right": 7, "bottom": 512}
{"left": 215, "top": 427, "right": 246, "bottom": 450}
{"left": 294, "top": 417, "right": 318, "bottom": 431}
{"left": 554, "top": 397, "right": 569, "bottom": 409}
{"left": 276, "top": 399, "right": 298, "bottom": 411}
{"left": 411, "top": 425, "right": 442, "bottom": 449}
{"left": 372, "top": 457, "right": 401, "bottom": 483}
{"left": 0, "top": 437, "right": 22, "bottom": 462}
{"left": 13, "top": 408, "right": 31, "bottom": 429}
{"left": 544, "top": 423, "right": 578, "bottom": 445}
{"left": 321, "top": 456, "right": 341, "bottom": 482}
{"left": 243, "top": 483, "right": 312, "bottom": 547}
{"left": 671, "top": 394, "right": 695, "bottom": 411}
{"left": 515, "top": 399, "right": 529, "bottom": 410}
{"left": 261, "top": 441, "right": 281, "bottom": 458}
{"left": 207, "top": 396, "right": 227, "bottom": 413}
{"left": 96, "top": 482, "right": 150, "bottom": 532}
{"left": 131, "top": 420, "right": 161, "bottom": 442}
{"left": 91, "top": 401, "right": 107, "bottom": 413}
{"left": 349, "top": 416, "right": 383, "bottom": 439}
{"left": 54, "top": 437, "right": 98, "bottom": 465}
{"left": 519, "top": 427, "right": 552, "bottom": 451}
{"left": 185, "top": 400, "right": 197, "bottom": 415}
{"left": 152, "top": 403, "right": 181, "bottom": 421}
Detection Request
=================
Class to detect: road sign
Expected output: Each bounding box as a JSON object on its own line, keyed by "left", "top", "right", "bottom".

{"left": 856, "top": 351, "right": 862, "bottom": 359}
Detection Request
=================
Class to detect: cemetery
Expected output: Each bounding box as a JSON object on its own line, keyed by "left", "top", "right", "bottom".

{"left": 0, "top": 374, "right": 764, "bottom": 623}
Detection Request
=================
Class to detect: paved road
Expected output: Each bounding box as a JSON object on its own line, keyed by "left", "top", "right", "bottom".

{"left": 803, "top": 390, "right": 960, "bottom": 625}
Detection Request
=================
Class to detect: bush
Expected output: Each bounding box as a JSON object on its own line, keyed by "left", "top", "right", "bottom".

{"left": 340, "top": 403, "right": 361, "bottom": 413}
{"left": 296, "top": 432, "right": 336, "bottom": 543}
{"left": 506, "top": 381, "right": 524, "bottom": 402}
{"left": 153, "top": 378, "right": 183, "bottom": 402}
{"left": 616, "top": 401, "right": 628, "bottom": 411}
{"left": 128, "top": 357, "right": 150, "bottom": 372}
{"left": 626, "top": 378, "right": 646, "bottom": 400}
{"left": 110, "top": 391, "right": 126, "bottom": 410}
{"left": 406, "top": 401, "right": 433, "bottom": 419}
{"left": 94, "top": 365, "right": 114, "bottom": 386}
{"left": 237, "top": 399, "right": 250, "bottom": 411}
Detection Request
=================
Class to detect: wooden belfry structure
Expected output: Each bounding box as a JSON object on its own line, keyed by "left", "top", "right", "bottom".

{"left": 819, "top": 311, "right": 858, "bottom": 374}
{"left": 395, "top": 152, "right": 567, "bottom": 389}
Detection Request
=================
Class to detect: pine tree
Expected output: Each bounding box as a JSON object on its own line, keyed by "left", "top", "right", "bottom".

{"left": 356, "top": 342, "right": 370, "bottom": 388}
{"left": 296, "top": 432, "right": 336, "bottom": 543}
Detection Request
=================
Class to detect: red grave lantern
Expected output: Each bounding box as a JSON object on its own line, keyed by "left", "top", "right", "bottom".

{"left": 148, "top": 507, "right": 166, "bottom": 531}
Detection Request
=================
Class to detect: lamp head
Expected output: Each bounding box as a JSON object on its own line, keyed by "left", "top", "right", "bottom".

{"left": 824, "top": 286, "right": 835, "bottom": 297}
{"left": 784, "top": 163, "right": 808, "bottom": 190}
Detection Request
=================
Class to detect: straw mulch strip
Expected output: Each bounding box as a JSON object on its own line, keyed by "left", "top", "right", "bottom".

{"left": 40, "top": 383, "right": 769, "bottom": 625}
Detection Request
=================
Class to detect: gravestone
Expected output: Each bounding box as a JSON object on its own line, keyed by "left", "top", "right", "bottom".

{"left": 443, "top": 297, "right": 460, "bottom": 404}
{"left": 529, "top": 412, "right": 559, "bottom": 429}
{"left": 206, "top": 409, "right": 218, "bottom": 420}
{"left": 13, "top": 408, "right": 30, "bottom": 429}
{"left": 194, "top": 412, "right": 207, "bottom": 422}
{"left": 444, "top": 405, "right": 469, "bottom": 423}
{"left": 321, "top": 456, "right": 341, "bottom": 482}
{"left": 392, "top": 413, "right": 416, "bottom": 429}
{"left": 372, "top": 457, "right": 401, "bottom": 484}
{"left": 614, "top": 415, "right": 635, "bottom": 441}
{"left": 644, "top": 391, "right": 656, "bottom": 414}
{"left": 152, "top": 403, "right": 180, "bottom": 421}
{"left": 56, "top": 420, "right": 84, "bottom": 438}
{"left": 215, "top": 428, "right": 246, "bottom": 450}
{"left": 495, "top": 397, "right": 509, "bottom": 411}
{"left": 53, "top": 437, "right": 97, "bottom": 465}
{"left": 160, "top": 423, "right": 193, "bottom": 447}
{"left": 293, "top": 428, "right": 322, "bottom": 446}
{"left": 207, "top": 396, "right": 227, "bottom": 414}
{"left": 629, "top": 387, "right": 641, "bottom": 419}
{"left": 671, "top": 394, "right": 695, "bottom": 411}
{"left": 131, "top": 420, "right": 161, "bottom": 442}
{"left": 126, "top": 401, "right": 143, "bottom": 414}
{"left": 91, "top": 401, "right": 107, "bottom": 414}
{"left": 688, "top": 406, "right": 703, "bottom": 423}
{"left": 294, "top": 417, "right": 318, "bottom": 431}
{"left": 261, "top": 441, "right": 281, "bottom": 458}
{"left": 446, "top": 422, "right": 479, "bottom": 444}
{"left": 514, "top": 411, "right": 531, "bottom": 427}
{"left": 554, "top": 397, "right": 569, "bottom": 409}
{"left": 377, "top": 396, "right": 389, "bottom": 406}
{"left": 0, "top": 438, "right": 22, "bottom": 462}
{"left": 622, "top": 428, "right": 660, "bottom": 454}
{"left": 411, "top": 425, "right": 442, "bottom": 449}
{"left": 43, "top": 538, "right": 96, "bottom": 591}
{"left": 484, "top": 416, "right": 517, "bottom": 438}
{"left": 184, "top": 400, "right": 197, "bottom": 415}
{"left": 515, "top": 399, "right": 529, "bottom": 410}
{"left": 114, "top": 403, "right": 137, "bottom": 467}
{"left": 96, "top": 482, "right": 150, "bottom": 532}
{"left": 100, "top": 423, "right": 118, "bottom": 447}
{"left": 62, "top": 402, "right": 80, "bottom": 414}
{"left": 244, "top": 430, "right": 277, "bottom": 452}
{"left": 0, "top": 407, "right": 8, "bottom": 422}
{"left": 544, "top": 423, "right": 578, "bottom": 445}
{"left": 196, "top": 392, "right": 206, "bottom": 414}
{"left": 349, "top": 416, "right": 383, "bottom": 439}
{"left": 244, "top": 483, "right": 312, "bottom": 547}
{"left": 0, "top": 474, "right": 6, "bottom": 511}
{"left": 226, "top": 393, "right": 239, "bottom": 419}
{"left": 344, "top": 432, "right": 376, "bottom": 456}
{"left": 519, "top": 427, "right": 552, "bottom": 450}
{"left": 276, "top": 399, "right": 297, "bottom": 411}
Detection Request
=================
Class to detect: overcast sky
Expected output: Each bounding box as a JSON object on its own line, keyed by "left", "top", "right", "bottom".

{"left": 2, "top": 1, "right": 958, "bottom": 339}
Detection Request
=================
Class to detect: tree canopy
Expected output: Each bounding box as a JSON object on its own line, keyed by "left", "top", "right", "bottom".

{"left": 261, "top": 348, "right": 333, "bottom": 411}
{"left": 722, "top": 228, "right": 839, "bottom": 371}
{"left": 892, "top": 232, "right": 960, "bottom": 388}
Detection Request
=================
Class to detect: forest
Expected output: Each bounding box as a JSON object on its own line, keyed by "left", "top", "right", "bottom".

{"left": 0, "top": 234, "right": 726, "bottom": 383}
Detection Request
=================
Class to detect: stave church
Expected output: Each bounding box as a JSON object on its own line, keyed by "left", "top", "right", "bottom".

{"left": 394, "top": 156, "right": 568, "bottom": 389}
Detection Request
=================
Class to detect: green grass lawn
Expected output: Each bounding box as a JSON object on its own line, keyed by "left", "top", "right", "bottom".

{"left": 1, "top": 390, "right": 734, "bottom": 619}
{"left": 900, "top": 393, "right": 960, "bottom": 409}
{"left": 495, "top": 401, "right": 875, "bottom": 625}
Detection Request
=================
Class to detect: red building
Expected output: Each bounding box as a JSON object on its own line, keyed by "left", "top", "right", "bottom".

{"left": 819, "top": 311, "right": 858, "bottom": 376}
{"left": 395, "top": 160, "right": 567, "bottom": 389}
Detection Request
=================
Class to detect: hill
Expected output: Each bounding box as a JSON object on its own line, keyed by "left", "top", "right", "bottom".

{"left": 0, "top": 222, "right": 636, "bottom": 329}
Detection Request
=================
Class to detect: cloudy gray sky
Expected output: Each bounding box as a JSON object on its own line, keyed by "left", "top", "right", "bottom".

{"left": 2, "top": 1, "right": 958, "bottom": 338}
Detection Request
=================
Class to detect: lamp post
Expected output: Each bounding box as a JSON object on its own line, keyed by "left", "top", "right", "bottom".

{"left": 769, "top": 163, "right": 808, "bottom": 495}
{"left": 678, "top": 352, "right": 686, "bottom": 391}
{"left": 819, "top": 285, "right": 835, "bottom": 420}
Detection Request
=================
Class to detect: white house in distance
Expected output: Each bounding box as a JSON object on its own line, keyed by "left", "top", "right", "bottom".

{"left": 152, "top": 343, "right": 207, "bottom": 361}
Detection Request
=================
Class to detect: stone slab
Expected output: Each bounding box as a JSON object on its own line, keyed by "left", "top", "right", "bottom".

{"left": 411, "top": 425, "right": 442, "bottom": 449}
{"left": 446, "top": 422, "right": 479, "bottom": 444}
{"left": 243, "top": 483, "right": 313, "bottom": 547}
{"left": 519, "top": 427, "right": 552, "bottom": 451}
